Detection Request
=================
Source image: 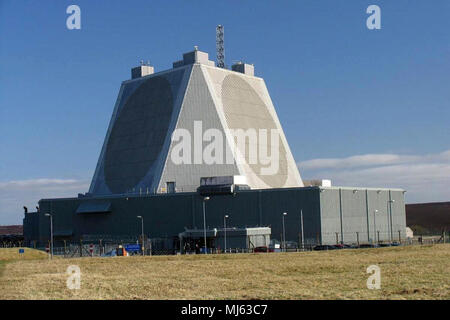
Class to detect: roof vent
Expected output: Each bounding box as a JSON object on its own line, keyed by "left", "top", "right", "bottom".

{"left": 173, "top": 47, "right": 215, "bottom": 68}
{"left": 231, "top": 62, "right": 254, "bottom": 76}
{"left": 131, "top": 61, "right": 154, "bottom": 79}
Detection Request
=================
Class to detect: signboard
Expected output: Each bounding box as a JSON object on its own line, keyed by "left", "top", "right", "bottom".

{"left": 19, "top": 249, "right": 24, "bottom": 254}
{"left": 125, "top": 244, "right": 141, "bottom": 253}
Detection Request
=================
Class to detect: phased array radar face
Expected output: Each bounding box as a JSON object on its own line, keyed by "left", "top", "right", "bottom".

{"left": 221, "top": 74, "right": 288, "bottom": 187}
{"left": 104, "top": 76, "right": 174, "bottom": 194}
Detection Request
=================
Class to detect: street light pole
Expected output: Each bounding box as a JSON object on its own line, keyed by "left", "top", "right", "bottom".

{"left": 44, "top": 213, "right": 53, "bottom": 259}
{"left": 282, "top": 212, "right": 287, "bottom": 252}
{"left": 388, "top": 199, "right": 395, "bottom": 243}
{"left": 373, "top": 210, "right": 378, "bottom": 244}
{"left": 224, "top": 214, "right": 229, "bottom": 253}
{"left": 137, "top": 216, "right": 144, "bottom": 256}
{"left": 203, "top": 197, "right": 210, "bottom": 254}
{"left": 300, "top": 209, "right": 304, "bottom": 251}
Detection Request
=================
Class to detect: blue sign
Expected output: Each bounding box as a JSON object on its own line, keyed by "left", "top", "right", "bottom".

{"left": 124, "top": 244, "right": 141, "bottom": 253}
{"left": 200, "top": 247, "right": 212, "bottom": 254}
{"left": 19, "top": 249, "right": 25, "bottom": 254}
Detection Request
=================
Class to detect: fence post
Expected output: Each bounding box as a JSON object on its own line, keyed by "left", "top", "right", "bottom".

{"left": 89, "top": 243, "right": 94, "bottom": 257}
{"left": 377, "top": 231, "right": 380, "bottom": 244}
{"left": 398, "top": 230, "right": 401, "bottom": 243}
{"left": 79, "top": 239, "right": 83, "bottom": 257}
{"left": 356, "top": 232, "right": 359, "bottom": 246}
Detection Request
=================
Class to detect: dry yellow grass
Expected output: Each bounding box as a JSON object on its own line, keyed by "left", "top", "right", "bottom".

{"left": 0, "top": 247, "right": 49, "bottom": 262}
{"left": 0, "top": 244, "right": 448, "bottom": 300}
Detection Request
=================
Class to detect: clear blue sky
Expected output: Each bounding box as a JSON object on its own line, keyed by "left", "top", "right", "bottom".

{"left": 0, "top": 1, "right": 449, "bottom": 223}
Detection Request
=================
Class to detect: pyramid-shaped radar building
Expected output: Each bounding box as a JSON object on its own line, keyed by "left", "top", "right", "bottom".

{"left": 89, "top": 48, "right": 303, "bottom": 195}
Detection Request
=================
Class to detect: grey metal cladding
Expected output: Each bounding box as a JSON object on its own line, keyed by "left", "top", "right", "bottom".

{"left": 90, "top": 69, "right": 186, "bottom": 195}
{"left": 158, "top": 65, "right": 240, "bottom": 193}
{"left": 340, "top": 189, "right": 367, "bottom": 243}
{"left": 29, "top": 186, "right": 406, "bottom": 246}
{"left": 319, "top": 189, "right": 341, "bottom": 244}
{"left": 318, "top": 188, "right": 406, "bottom": 244}
{"left": 104, "top": 76, "right": 174, "bottom": 193}
{"left": 221, "top": 74, "right": 288, "bottom": 187}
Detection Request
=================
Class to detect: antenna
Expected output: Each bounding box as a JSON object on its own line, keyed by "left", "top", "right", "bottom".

{"left": 216, "top": 25, "right": 225, "bottom": 68}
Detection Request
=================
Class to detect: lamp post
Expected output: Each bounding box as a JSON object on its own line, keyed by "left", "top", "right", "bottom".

{"left": 44, "top": 213, "right": 53, "bottom": 259}
{"left": 282, "top": 212, "right": 287, "bottom": 252}
{"left": 388, "top": 199, "right": 395, "bottom": 243}
{"left": 203, "top": 197, "right": 210, "bottom": 254}
{"left": 373, "top": 209, "right": 378, "bottom": 244}
{"left": 137, "top": 216, "right": 144, "bottom": 256}
{"left": 300, "top": 209, "right": 305, "bottom": 251}
{"left": 224, "top": 214, "right": 229, "bottom": 253}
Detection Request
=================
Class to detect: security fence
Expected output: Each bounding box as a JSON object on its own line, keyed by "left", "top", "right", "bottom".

{"left": 17, "top": 229, "right": 449, "bottom": 257}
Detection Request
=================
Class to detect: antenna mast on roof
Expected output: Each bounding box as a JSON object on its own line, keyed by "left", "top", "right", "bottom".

{"left": 216, "top": 25, "right": 225, "bottom": 68}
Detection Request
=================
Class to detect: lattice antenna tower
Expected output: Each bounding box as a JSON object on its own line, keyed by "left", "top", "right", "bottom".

{"left": 216, "top": 25, "right": 225, "bottom": 68}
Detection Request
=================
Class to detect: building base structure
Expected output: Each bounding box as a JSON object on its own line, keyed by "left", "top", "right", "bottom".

{"left": 24, "top": 186, "right": 406, "bottom": 250}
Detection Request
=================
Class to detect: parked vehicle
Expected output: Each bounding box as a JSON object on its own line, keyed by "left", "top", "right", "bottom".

{"left": 102, "top": 245, "right": 129, "bottom": 257}
{"left": 313, "top": 245, "right": 336, "bottom": 251}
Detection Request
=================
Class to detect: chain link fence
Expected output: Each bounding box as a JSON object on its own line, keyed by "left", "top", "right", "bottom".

{"left": 17, "top": 229, "right": 449, "bottom": 257}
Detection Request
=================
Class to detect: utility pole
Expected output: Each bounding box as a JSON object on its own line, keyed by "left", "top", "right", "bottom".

{"left": 203, "top": 197, "right": 210, "bottom": 254}
{"left": 137, "top": 216, "right": 144, "bottom": 256}
{"left": 44, "top": 213, "right": 53, "bottom": 259}
{"left": 373, "top": 209, "right": 378, "bottom": 244}
{"left": 224, "top": 214, "right": 229, "bottom": 253}
{"left": 300, "top": 209, "right": 305, "bottom": 251}
{"left": 282, "top": 212, "right": 287, "bottom": 252}
{"left": 388, "top": 199, "right": 395, "bottom": 243}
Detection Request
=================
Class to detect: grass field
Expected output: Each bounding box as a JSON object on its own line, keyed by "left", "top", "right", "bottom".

{"left": 0, "top": 244, "right": 448, "bottom": 300}
{"left": 0, "top": 247, "right": 48, "bottom": 278}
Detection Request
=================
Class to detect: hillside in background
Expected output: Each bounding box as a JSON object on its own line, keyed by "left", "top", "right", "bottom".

{"left": 406, "top": 202, "right": 450, "bottom": 235}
